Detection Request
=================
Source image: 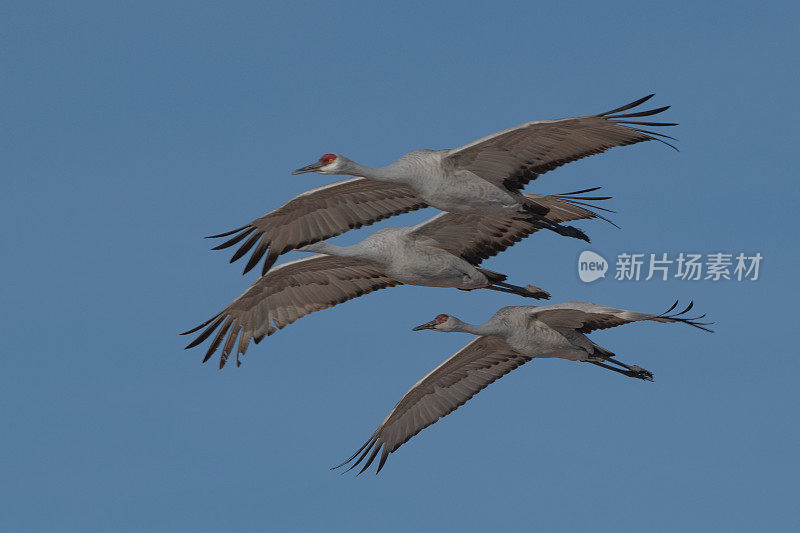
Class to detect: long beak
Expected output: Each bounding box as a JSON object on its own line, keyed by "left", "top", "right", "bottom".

{"left": 291, "top": 162, "right": 323, "bottom": 175}
{"left": 412, "top": 320, "right": 438, "bottom": 331}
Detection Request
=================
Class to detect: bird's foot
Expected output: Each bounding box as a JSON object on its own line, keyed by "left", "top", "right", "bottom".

{"left": 557, "top": 224, "right": 590, "bottom": 243}
{"left": 588, "top": 359, "right": 654, "bottom": 381}
{"left": 629, "top": 365, "right": 654, "bottom": 382}
{"left": 524, "top": 285, "right": 551, "bottom": 299}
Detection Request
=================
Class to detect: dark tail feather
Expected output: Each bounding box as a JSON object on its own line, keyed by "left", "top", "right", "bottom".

{"left": 526, "top": 188, "right": 618, "bottom": 230}
{"left": 522, "top": 203, "right": 591, "bottom": 242}
{"left": 592, "top": 343, "right": 616, "bottom": 359}
{"left": 548, "top": 221, "right": 590, "bottom": 242}
{"left": 475, "top": 267, "right": 507, "bottom": 283}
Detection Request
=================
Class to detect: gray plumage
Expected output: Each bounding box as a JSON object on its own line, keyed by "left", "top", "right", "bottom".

{"left": 210, "top": 94, "right": 674, "bottom": 274}
{"left": 336, "top": 301, "right": 712, "bottom": 475}
{"left": 183, "top": 192, "right": 608, "bottom": 368}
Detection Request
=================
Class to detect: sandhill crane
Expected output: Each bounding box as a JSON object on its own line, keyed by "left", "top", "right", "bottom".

{"left": 182, "top": 191, "right": 609, "bottom": 368}
{"left": 209, "top": 94, "right": 674, "bottom": 275}
{"left": 335, "top": 301, "right": 712, "bottom": 475}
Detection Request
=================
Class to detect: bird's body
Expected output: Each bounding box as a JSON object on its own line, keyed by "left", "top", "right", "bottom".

{"left": 369, "top": 149, "right": 524, "bottom": 216}
{"left": 183, "top": 191, "right": 608, "bottom": 367}
{"left": 177, "top": 94, "right": 711, "bottom": 478}
{"left": 469, "top": 306, "right": 591, "bottom": 361}
{"left": 210, "top": 94, "right": 674, "bottom": 275}
{"left": 302, "top": 226, "right": 491, "bottom": 290}
{"left": 336, "top": 301, "right": 713, "bottom": 475}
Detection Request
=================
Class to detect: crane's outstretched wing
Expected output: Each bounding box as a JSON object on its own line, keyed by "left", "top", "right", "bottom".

{"left": 529, "top": 301, "right": 714, "bottom": 333}
{"left": 208, "top": 178, "right": 427, "bottom": 275}
{"left": 445, "top": 94, "right": 677, "bottom": 192}
{"left": 181, "top": 255, "right": 401, "bottom": 368}
{"left": 333, "top": 336, "right": 530, "bottom": 475}
{"left": 410, "top": 188, "right": 613, "bottom": 265}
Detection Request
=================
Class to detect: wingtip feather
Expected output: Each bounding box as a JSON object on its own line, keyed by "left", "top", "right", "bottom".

{"left": 206, "top": 224, "right": 250, "bottom": 239}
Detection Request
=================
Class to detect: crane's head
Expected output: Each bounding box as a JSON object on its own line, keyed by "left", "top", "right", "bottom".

{"left": 292, "top": 153, "right": 346, "bottom": 175}
{"left": 413, "top": 313, "right": 457, "bottom": 332}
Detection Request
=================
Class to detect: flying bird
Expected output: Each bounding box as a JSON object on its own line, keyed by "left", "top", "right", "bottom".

{"left": 182, "top": 190, "right": 610, "bottom": 368}
{"left": 335, "top": 301, "right": 712, "bottom": 475}
{"left": 209, "top": 94, "right": 674, "bottom": 275}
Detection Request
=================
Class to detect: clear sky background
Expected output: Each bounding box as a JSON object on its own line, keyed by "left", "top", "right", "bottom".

{"left": 3, "top": 1, "right": 798, "bottom": 531}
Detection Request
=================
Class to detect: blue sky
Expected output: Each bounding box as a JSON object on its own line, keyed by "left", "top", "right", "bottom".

{"left": 2, "top": 1, "right": 798, "bottom": 531}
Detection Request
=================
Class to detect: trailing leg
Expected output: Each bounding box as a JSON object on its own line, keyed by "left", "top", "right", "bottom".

{"left": 484, "top": 282, "right": 550, "bottom": 299}
{"left": 588, "top": 344, "right": 654, "bottom": 381}
{"left": 589, "top": 361, "right": 654, "bottom": 381}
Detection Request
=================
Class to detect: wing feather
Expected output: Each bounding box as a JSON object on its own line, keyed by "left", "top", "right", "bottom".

{"left": 334, "top": 336, "right": 531, "bottom": 475}
{"left": 445, "top": 94, "right": 676, "bottom": 192}
{"left": 529, "top": 301, "right": 714, "bottom": 334}
{"left": 208, "top": 178, "right": 427, "bottom": 275}
{"left": 410, "top": 190, "right": 610, "bottom": 265}
{"left": 181, "top": 255, "right": 402, "bottom": 368}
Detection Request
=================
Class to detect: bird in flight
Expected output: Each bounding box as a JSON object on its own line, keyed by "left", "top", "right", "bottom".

{"left": 182, "top": 190, "right": 611, "bottom": 368}
{"left": 335, "top": 301, "right": 712, "bottom": 475}
{"left": 209, "top": 94, "right": 674, "bottom": 275}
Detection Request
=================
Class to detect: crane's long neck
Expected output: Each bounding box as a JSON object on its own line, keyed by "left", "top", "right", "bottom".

{"left": 345, "top": 161, "right": 405, "bottom": 183}
{"left": 449, "top": 318, "right": 505, "bottom": 337}
{"left": 298, "top": 241, "right": 383, "bottom": 262}
{"left": 298, "top": 241, "right": 360, "bottom": 258}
